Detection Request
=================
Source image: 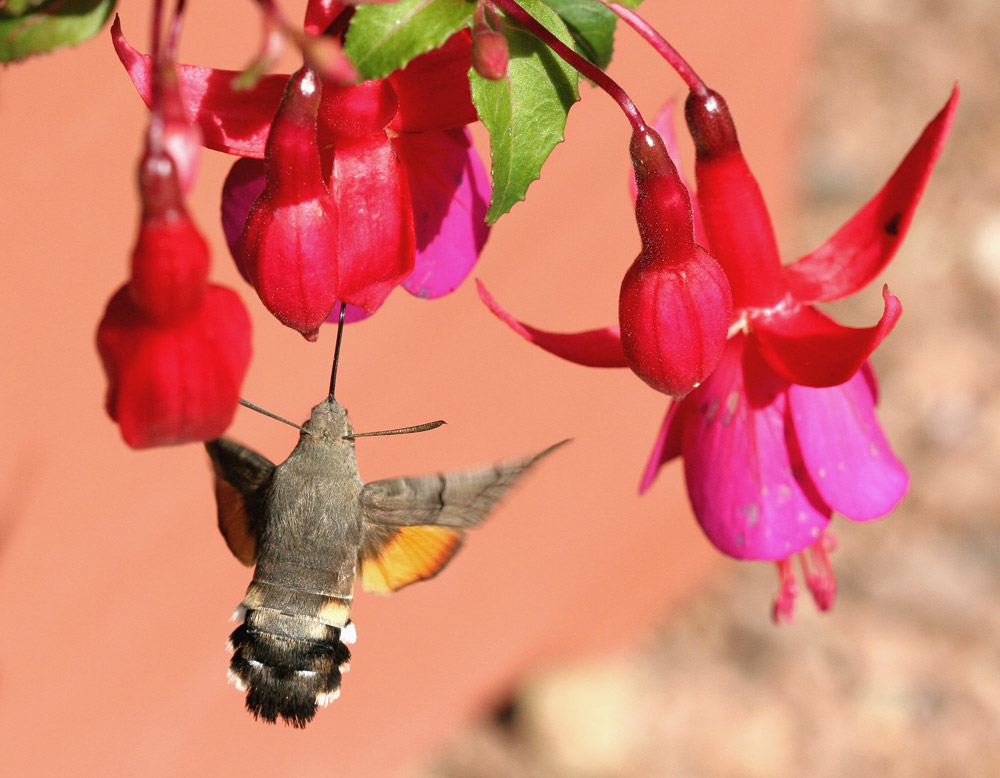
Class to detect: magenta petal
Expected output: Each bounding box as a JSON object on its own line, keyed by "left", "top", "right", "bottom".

{"left": 112, "top": 17, "right": 285, "bottom": 159}
{"left": 221, "top": 158, "right": 266, "bottom": 280}
{"left": 629, "top": 102, "right": 707, "bottom": 247}
{"left": 393, "top": 129, "right": 490, "bottom": 299}
{"left": 753, "top": 286, "right": 901, "bottom": 388}
{"left": 324, "top": 302, "right": 373, "bottom": 324}
{"left": 784, "top": 88, "right": 958, "bottom": 303}
{"left": 477, "top": 280, "right": 628, "bottom": 367}
{"left": 682, "top": 337, "right": 831, "bottom": 560}
{"left": 638, "top": 401, "right": 684, "bottom": 494}
{"left": 788, "top": 366, "right": 908, "bottom": 521}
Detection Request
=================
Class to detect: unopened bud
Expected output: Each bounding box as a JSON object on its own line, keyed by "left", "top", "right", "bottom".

{"left": 471, "top": 28, "right": 508, "bottom": 80}
{"left": 619, "top": 124, "right": 732, "bottom": 397}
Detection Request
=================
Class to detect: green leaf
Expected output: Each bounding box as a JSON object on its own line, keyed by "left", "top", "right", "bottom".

{"left": 472, "top": 0, "right": 580, "bottom": 223}
{"left": 543, "top": 0, "right": 617, "bottom": 69}
{"left": 0, "top": 0, "right": 51, "bottom": 18}
{"left": 344, "top": 0, "right": 476, "bottom": 80}
{"left": 0, "top": 0, "right": 115, "bottom": 63}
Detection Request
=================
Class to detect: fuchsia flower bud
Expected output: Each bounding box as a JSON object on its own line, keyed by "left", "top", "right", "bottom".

{"left": 471, "top": 30, "right": 508, "bottom": 81}
{"left": 97, "top": 146, "right": 251, "bottom": 448}
{"left": 470, "top": 1, "right": 508, "bottom": 81}
{"left": 618, "top": 125, "right": 732, "bottom": 397}
{"left": 240, "top": 67, "right": 340, "bottom": 341}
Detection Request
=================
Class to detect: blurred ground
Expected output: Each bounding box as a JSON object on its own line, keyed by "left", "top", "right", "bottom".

{"left": 418, "top": 2, "right": 1000, "bottom": 776}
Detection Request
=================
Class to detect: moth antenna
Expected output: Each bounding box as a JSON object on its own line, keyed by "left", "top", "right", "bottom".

{"left": 345, "top": 420, "right": 446, "bottom": 440}
{"left": 239, "top": 399, "right": 310, "bottom": 434}
{"left": 329, "top": 303, "right": 347, "bottom": 400}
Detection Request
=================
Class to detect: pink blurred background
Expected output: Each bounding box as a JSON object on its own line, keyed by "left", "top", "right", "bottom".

{"left": 0, "top": 1, "right": 810, "bottom": 774}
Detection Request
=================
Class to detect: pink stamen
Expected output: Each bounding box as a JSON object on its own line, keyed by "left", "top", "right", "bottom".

{"left": 771, "top": 558, "right": 799, "bottom": 624}
{"left": 801, "top": 533, "right": 838, "bottom": 611}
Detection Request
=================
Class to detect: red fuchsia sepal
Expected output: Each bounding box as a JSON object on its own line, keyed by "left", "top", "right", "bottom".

{"left": 684, "top": 88, "right": 786, "bottom": 310}
{"left": 477, "top": 281, "right": 628, "bottom": 367}
{"left": 386, "top": 30, "right": 478, "bottom": 133}
{"left": 97, "top": 284, "right": 251, "bottom": 449}
{"left": 113, "top": 21, "right": 476, "bottom": 158}
{"left": 112, "top": 17, "right": 287, "bottom": 159}
{"left": 750, "top": 285, "right": 902, "bottom": 387}
{"left": 784, "top": 87, "right": 959, "bottom": 304}
{"left": 320, "top": 79, "right": 398, "bottom": 138}
{"left": 330, "top": 132, "right": 416, "bottom": 313}
{"left": 240, "top": 67, "right": 341, "bottom": 340}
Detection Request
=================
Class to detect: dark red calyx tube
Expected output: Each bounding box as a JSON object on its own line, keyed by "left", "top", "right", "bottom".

{"left": 684, "top": 87, "right": 740, "bottom": 159}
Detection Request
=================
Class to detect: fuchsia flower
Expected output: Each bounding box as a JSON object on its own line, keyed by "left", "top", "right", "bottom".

{"left": 481, "top": 84, "right": 957, "bottom": 619}
{"left": 112, "top": 12, "right": 490, "bottom": 338}
{"left": 97, "top": 142, "right": 251, "bottom": 448}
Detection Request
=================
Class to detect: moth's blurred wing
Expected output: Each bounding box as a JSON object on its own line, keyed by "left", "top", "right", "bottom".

{"left": 205, "top": 438, "right": 276, "bottom": 565}
{"left": 359, "top": 440, "right": 569, "bottom": 528}
{"left": 356, "top": 440, "right": 568, "bottom": 593}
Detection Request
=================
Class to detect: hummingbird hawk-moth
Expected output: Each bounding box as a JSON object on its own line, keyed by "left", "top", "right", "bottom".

{"left": 205, "top": 318, "right": 565, "bottom": 727}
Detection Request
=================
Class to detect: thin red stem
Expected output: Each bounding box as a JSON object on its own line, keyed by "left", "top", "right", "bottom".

{"left": 490, "top": 0, "right": 648, "bottom": 134}
{"left": 166, "top": 0, "right": 188, "bottom": 62}
{"left": 603, "top": 2, "right": 709, "bottom": 97}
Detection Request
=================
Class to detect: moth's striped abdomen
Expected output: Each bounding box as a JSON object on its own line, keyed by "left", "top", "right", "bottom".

{"left": 226, "top": 582, "right": 355, "bottom": 727}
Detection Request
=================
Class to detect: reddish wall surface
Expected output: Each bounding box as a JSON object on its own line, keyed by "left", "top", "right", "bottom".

{"left": 0, "top": 2, "right": 812, "bottom": 775}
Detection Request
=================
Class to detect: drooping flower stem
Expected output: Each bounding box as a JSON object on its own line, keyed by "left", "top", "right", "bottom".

{"left": 490, "top": 0, "right": 648, "bottom": 134}
{"left": 600, "top": 2, "right": 710, "bottom": 98}
{"left": 166, "top": 0, "right": 188, "bottom": 63}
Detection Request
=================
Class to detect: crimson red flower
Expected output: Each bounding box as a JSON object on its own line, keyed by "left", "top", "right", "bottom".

{"left": 97, "top": 145, "right": 251, "bottom": 448}
{"left": 112, "top": 16, "right": 489, "bottom": 336}
{"left": 481, "top": 86, "right": 957, "bottom": 618}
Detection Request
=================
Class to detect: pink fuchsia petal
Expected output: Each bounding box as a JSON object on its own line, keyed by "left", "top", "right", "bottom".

{"left": 477, "top": 280, "right": 628, "bottom": 367}
{"left": 392, "top": 129, "right": 490, "bottom": 299}
{"left": 332, "top": 133, "right": 415, "bottom": 313}
{"left": 638, "top": 401, "right": 684, "bottom": 494}
{"left": 787, "top": 364, "right": 908, "bottom": 521}
{"left": 629, "top": 102, "right": 707, "bottom": 247}
{"left": 752, "top": 285, "right": 901, "bottom": 387}
{"left": 681, "top": 336, "right": 831, "bottom": 560}
{"left": 388, "top": 30, "right": 477, "bottom": 133}
{"left": 112, "top": 17, "right": 285, "bottom": 159}
{"left": 784, "top": 88, "right": 959, "bottom": 303}
{"left": 221, "top": 157, "right": 266, "bottom": 281}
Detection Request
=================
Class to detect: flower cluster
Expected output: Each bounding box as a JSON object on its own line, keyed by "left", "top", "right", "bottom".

{"left": 92, "top": 0, "right": 958, "bottom": 622}
{"left": 478, "top": 7, "right": 957, "bottom": 618}
{"left": 112, "top": 11, "right": 490, "bottom": 340}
